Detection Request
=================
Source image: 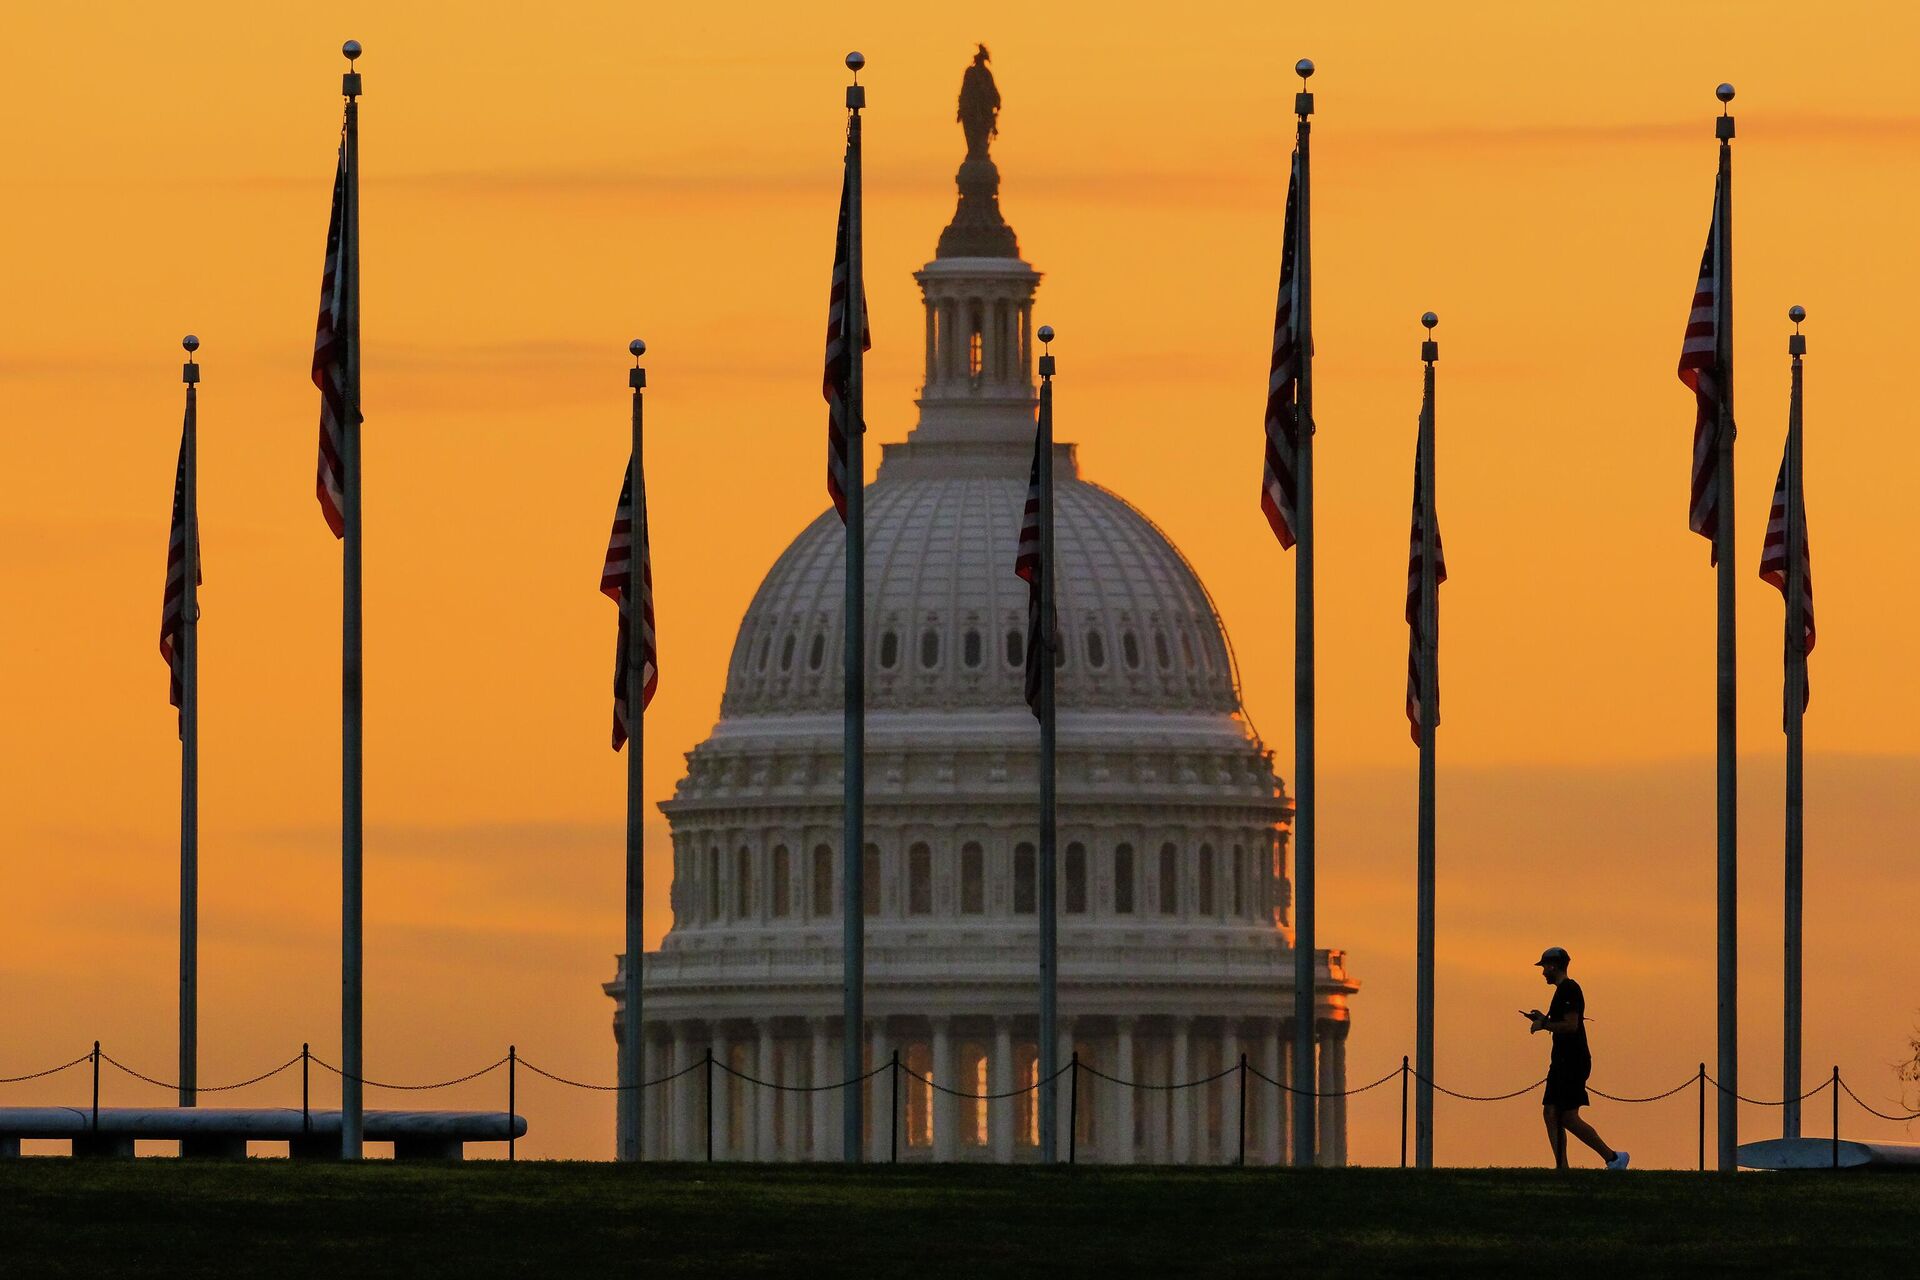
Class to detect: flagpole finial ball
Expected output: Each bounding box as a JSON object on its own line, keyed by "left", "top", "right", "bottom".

{"left": 1421, "top": 312, "right": 1438, "bottom": 330}
{"left": 1037, "top": 325, "right": 1055, "bottom": 345}
{"left": 343, "top": 40, "right": 362, "bottom": 61}
{"left": 1716, "top": 82, "right": 1734, "bottom": 103}
{"left": 1788, "top": 305, "right": 1805, "bottom": 324}
{"left": 182, "top": 334, "right": 199, "bottom": 353}
{"left": 1296, "top": 59, "right": 1315, "bottom": 79}
{"left": 629, "top": 339, "right": 647, "bottom": 358}
{"left": 846, "top": 51, "right": 865, "bottom": 72}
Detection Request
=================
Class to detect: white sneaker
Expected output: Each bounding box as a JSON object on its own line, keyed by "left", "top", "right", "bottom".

{"left": 1606, "top": 1150, "right": 1630, "bottom": 1170}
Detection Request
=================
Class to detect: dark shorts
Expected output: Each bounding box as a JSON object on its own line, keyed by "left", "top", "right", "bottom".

{"left": 1544, "top": 1062, "right": 1592, "bottom": 1110}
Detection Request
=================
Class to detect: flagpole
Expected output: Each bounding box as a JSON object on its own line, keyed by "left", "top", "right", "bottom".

{"left": 620, "top": 338, "right": 649, "bottom": 1161}
{"left": 1782, "top": 305, "right": 1807, "bottom": 1140}
{"left": 1712, "top": 82, "right": 1738, "bottom": 1173}
{"left": 1414, "top": 313, "right": 1439, "bottom": 1169}
{"left": 1289, "top": 56, "right": 1318, "bottom": 1169}
{"left": 1036, "top": 327, "right": 1059, "bottom": 1164}
{"left": 179, "top": 334, "right": 201, "bottom": 1110}
{"left": 840, "top": 50, "right": 868, "bottom": 1164}
{"left": 339, "top": 38, "right": 366, "bottom": 1162}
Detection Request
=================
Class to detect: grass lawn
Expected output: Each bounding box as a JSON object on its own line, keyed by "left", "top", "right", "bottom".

{"left": 3, "top": 1161, "right": 1917, "bottom": 1277}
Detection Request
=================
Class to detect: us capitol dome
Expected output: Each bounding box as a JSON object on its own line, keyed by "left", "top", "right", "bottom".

{"left": 608, "top": 50, "right": 1357, "bottom": 1165}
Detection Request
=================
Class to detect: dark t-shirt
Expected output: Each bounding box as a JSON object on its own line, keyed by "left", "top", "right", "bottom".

{"left": 1548, "top": 979, "right": 1590, "bottom": 1069}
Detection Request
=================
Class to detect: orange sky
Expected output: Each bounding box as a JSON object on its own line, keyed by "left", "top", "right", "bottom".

{"left": 4, "top": 2, "right": 1917, "bottom": 1165}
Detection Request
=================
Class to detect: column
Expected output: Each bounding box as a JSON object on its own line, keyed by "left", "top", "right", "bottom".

{"left": 869, "top": 1019, "right": 892, "bottom": 1162}
{"left": 1170, "top": 1019, "right": 1192, "bottom": 1164}
{"left": 990, "top": 1018, "right": 1014, "bottom": 1162}
{"left": 638, "top": 1033, "right": 657, "bottom": 1161}
{"left": 755, "top": 1019, "right": 777, "bottom": 1160}
{"left": 1114, "top": 1018, "right": 1136, "bottom": 1165}
{"left": 1330, "top": 1024, "right": 1349, "bottom": 1166}
{"left": 1315, "top": 1020, "right": 1338, "bottom": 1168}
{"left": 941, "top": 299, "right": 960, "bottom": 382}
{"left": 1276, "top": 1019, "right": 1293, "bottom": 1164}
{"left": 1260, "top": 1021, "right": 1282, "bottom": 1166}
{"left": 809, "top": 1017, "right": 832, "bottom": 1162}
{"left": 1220, "top": 1023, "right": 1240, "bottom": 1165}
{"left": 932, "top": 1018, "right": 956, "bottom": 1162}
{"left": 1057, "top": 1019, "right": 1077, "bottom": 1160}
{"left": 924, "top": 296, "right": 937, "bottom": 388}
{"left": 710, "top": 1025, "right": 731, "bottom": 1160}
{"left": 671, "top": 1024, "right": 693, "bottom": 1160}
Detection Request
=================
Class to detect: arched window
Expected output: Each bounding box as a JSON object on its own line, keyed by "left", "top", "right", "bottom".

{"left": 879, "top": 630, "right": 899, "bottom": 670}
{"left": 771, "top": 845, "right": 791, "bottom": 918}
{"left": 1197, "top": 843, "right": 1216, "bottom": 916}
{"left": 862, "top": 844, "right": 881, "bottom": 917}
{"left": 908, "top": 842, "right": 933, "bottom": 915}
{"left": 1114, "top": 843, "right": 1135, "bottom": 914}
{"left": 1014, "top": 843, "right": 1037, "bottom": 915}
{"left": 1154, "top": 631, "right": 1172, "bottom": 670}
{"left": 812, "top": 844, "right": 834, "bottom": 918}
{"left": 1122, "top": 632, "right": 1142, "bottom": 670}
{"left": 963, "top": 629, "right": 983, "bottom": 669}
{"left": 1232, "top": 843, "right": 1245, "bottom": 918}
{"left": 920, "top": 628, "right": 941, "bottom": 670}
{"left": 960, "top": 842, "right": 985, "bottom": 915}
{"left": 780, "top": 633, "right": 796, "bottom": 671}
{"left": 808, "top": 633, "right": 826, "bottom": 671}
{"left": 1158, "top": 843, "right": 1178, "bottom": 915}
{"left": 707, "top": 847, "right": 721, "bottom": 920}
{"left": 1006, "top": 629, "right": 1024, "bottom": 668}
{"left": 1065, "top": 842, "right": 1087, "bottom": 914}
{"left": 736, "top": 846, "right": 753, "bottom": 918}
{"left": 1086, "top": 631, "right": 1106, "bottom": 670}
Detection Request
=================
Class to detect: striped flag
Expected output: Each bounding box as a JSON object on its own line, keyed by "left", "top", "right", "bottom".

{"left": 1405, "top": 444, "right": 1445, "bottom": 746}
{"left": 1759, "top": 454, "right": 1814, "bottom": 720}
{"left": 1261, "top": 151, "right": 1304, "bottom": 549}
{"left": 601, "top": 462, "right": 657, "bottom": 750}
{"left": 1676, "top": 177, "right": 1726, "bottom": 561}
{"left": 313, "top": 145, "right": 352, "bottom": 538}
{"left": 1015, "top": 431, "right": 1046, "bottom": 718}
{"left": 823, "top": 153, "right": 870, "bottom": 522}
{"left": 158, "top": 434, "right": 199, "bottom": 734}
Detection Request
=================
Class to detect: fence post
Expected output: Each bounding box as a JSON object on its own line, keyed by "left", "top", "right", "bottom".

{"left": 508, "top": 1045, "right": 517, "bottom": 1163}
{"left": 302, "top": 1043, "right": 311, "bottom": 1133}
{"left": 1236, "top": 1053, "right": 1246, "bottom": 1167}
{"left": 1831, "top": 1065, "right": 1839, "bottom": 1170}
{"left": 1696, "top": 1062, "right": 1706, "bottom": 1172}
{"left": 889, "top": 1049, "right": 900, "bottom": 1165}
{"left": 1400, "top": 1056, "right": 1409, "bottom": 1169}
{"left": 704, "top": 1048, "right": 715, "bottom": 1163}
{"left": 90, "top": 1041, "right": 100, "bottom": 1132}
{"left": 1071, "top": 1051, "right": 1081, "bottom": 1167}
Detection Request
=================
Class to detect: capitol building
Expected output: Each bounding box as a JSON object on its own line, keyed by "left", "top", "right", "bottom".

{"left": 607, "top": 54, "right": 1357, "bottom": 1165}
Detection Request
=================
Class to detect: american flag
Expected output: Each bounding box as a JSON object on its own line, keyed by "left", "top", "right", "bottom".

{"left": 823, "top": 151, "right": 870, "bottom": 522}
{"left": 1015, "top": 429, "right": 1046, "bottom": 718}
{"left": 1261, "top": 151, "right": 1303, "bottom": 549}
{"left": 158, "top": 433, "right": 199, "bottom": 734}
{"left": 601, "top": 461, "right": 657, "bottom": 750}
{"left": 1759, "top": 452, "right": 1814, "bottom": 720}
{"left": 313, "top": 145, "right": 351, "bottom": 539}
{"left": 1405, "top": 443, "right": 1446, "bottom": 746}
{"left": 1676, "top": 177, "right": 1726, "bottom": 561}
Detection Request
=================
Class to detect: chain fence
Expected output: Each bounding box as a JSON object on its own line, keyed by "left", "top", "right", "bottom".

{"left": 5, "top": 1040, "right": 1916, "bottom": 1167}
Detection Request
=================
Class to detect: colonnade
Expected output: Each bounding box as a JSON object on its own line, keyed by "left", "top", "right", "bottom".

{"left": 625, "top": 1013, "right": 1349, "bottom": 1165}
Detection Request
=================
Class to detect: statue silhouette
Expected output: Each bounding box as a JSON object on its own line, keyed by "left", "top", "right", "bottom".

{"left": 958, "top": 44, "right": 1000, "bottom": 160}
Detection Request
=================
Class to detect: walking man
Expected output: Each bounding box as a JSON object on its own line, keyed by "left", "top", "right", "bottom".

{"left": 1523, "top": 947, "right": 1629, "bottom": 1170}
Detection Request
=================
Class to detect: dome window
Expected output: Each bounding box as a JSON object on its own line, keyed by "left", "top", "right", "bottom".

{"left": 879, "top": 630, "right": 900, "bottom": 669}
{"left": 960, "top": 842, "right": 985, "bottom": 914}
{"left": 755, "top": 636, "right": 771, "bottom": 672}
{"left": 1005, "top": 629, "right": 1024, "bottom": 668}
{"left": 1013, "top": 843, "right": 1037, "bottom": 914}
{"left": 1154, "top": 631, "right": 1172, "bottom": 670}
{"left": 1197, "top": 843, "right": 1216, "bottom": 916}
{"left": 771, "top": 845, "right": 791, "bottom": 918}
{"left": 920, "top": 628, "right": 941, "bottom": 670}
{"left": 811, "top": 845, "right": 834, "bottom": 919}
{"left": 1114, "top": 843, "right": 1136, "bottom": 914}
{"left": 862, "top": 844, "right": 881, "bottom": 917}
{"left": 1086, "top": 630, "right": 1106, "bottom": 670}
{"left": 963, "top": 629, "right": 983, "bottom": 669}
{"left": 908, "top": 842, "right": 933, "bottom": 915}
{"left": 780, "top": 634, "right": 797, "bottom": 672}
{"left": 1122, "top": 631, "right": 1142, "bottom": 670}
{"left": 808, "top": 633, "right": 826, "bottom": 671}
{"left": 1064, "top": 842, "right": 1087, "bottom": 914}
{"left": 1157, "top": 843, "right": 1179, "bottom": 915}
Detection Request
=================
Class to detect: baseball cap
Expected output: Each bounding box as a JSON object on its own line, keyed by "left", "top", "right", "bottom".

{"left": 1534, "top": 946, "right": 1570, "bottom": 967}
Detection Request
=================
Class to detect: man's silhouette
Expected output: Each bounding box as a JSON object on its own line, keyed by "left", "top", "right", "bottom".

{"left": 1524, "top": 947, "right": 1629, "bottom": 1170}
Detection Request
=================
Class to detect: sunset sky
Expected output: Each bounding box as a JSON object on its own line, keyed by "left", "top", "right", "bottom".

{"left": 4, "top": 2, "right": 1917, "bottom": 1165}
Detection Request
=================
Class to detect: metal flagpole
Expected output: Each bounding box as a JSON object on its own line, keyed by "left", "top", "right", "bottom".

{"left": 179, "top": 334, "right": 201, "bottom": 1110}
{"left": 620, "top": 338, "right": 649, "bottom": 1161}
{"left": 1782, "top": 305, "right": 1807, "bottom": 1139}
{"left": 1712, "top": 82, "right": 1738, "bottom": 1173}
{"left": 339, "top": 38, "right": 366, "bottom": 1162}
{"left": 1414, "top": 312, "right": 1439, "bottom": 1169}
{"left": 1036, "top": 327, "right": 1059, "bottom": 1163}
{"left": 840, "top": 50, "right": 868, "bottom": 1164}
{"left": 1289, "top": 57, "right": 1318, "bottom": 1169}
